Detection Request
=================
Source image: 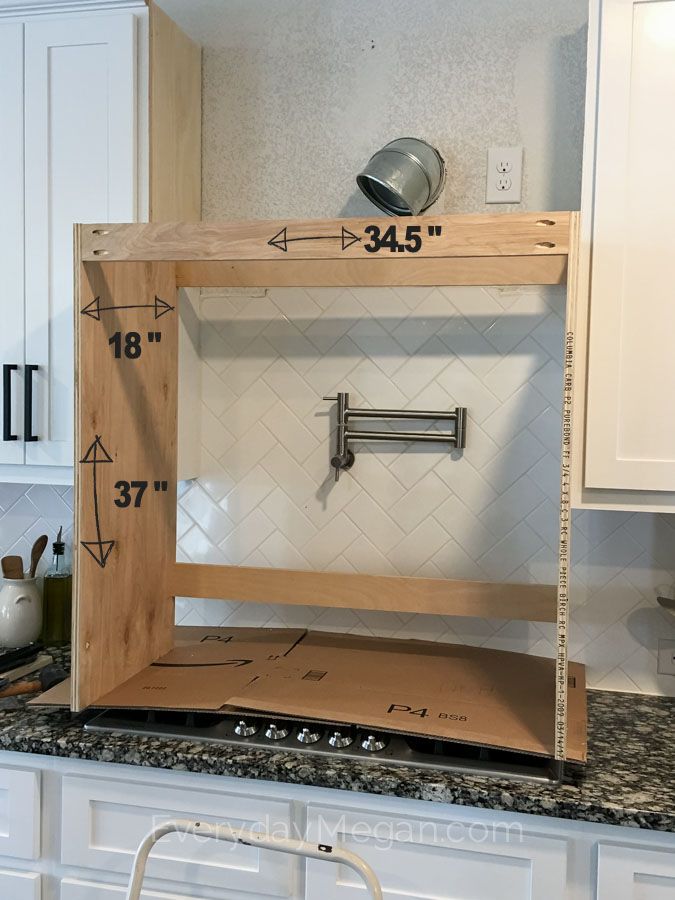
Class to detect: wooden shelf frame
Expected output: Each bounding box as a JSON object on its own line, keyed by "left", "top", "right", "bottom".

{"left": 74, "top": 210, "right": 578, "bottom": 761}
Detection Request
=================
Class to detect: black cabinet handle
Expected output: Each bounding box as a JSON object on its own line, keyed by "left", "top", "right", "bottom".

{"left": 2, "top": 364, "right": 18, "bottom": 441}
{"left": 24, "top": 364, "right": 38, "bottom": 442}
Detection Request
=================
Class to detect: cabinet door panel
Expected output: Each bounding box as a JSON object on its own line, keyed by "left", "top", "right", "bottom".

{"left": 597, "top": 843, "right": 675, "bottom": 898}
{"left": 0, "top": 870, "right": 40, "bottom": 900}
{"left": 23, "top": 14, "right": 137, "bottom": 467}
{"left": 585, "top": 0, "right": 675, "bottom": 490}
{"left": 306, "top": 805, "right": 569, "bottom": 900}
{"left": 0, "top": 766, "right": 40, "bottom": 860}
{"left": 0, "top": 23, "right": 25, "bottom": 465}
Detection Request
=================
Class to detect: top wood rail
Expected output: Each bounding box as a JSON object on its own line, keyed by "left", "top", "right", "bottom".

{"left": 80, "top": 212, "right": 572, "bottom": 262}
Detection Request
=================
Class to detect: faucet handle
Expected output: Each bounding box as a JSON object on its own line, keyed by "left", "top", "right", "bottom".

{"left": 323, "top": 395, "right": 338, "bottom": 402}
{"left": 330, "top": 449, "right": 355, "bottom": 482}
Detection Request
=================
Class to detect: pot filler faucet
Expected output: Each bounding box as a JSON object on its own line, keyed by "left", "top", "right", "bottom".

{"left": 324, "top": 392, "right": 467, "bottom": 481}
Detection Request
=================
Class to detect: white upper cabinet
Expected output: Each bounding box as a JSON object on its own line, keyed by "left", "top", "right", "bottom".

{"left": 24, "top": 14, "right": 138, "bottom": 468}
{"left": 0, "top": 0, "right": 201, "bottom": 484}
{"left": 573, "top": 0, "right": 675, "bottom": 510}
{"left": 0, "top": 23, "right": 25, "bottom": 466}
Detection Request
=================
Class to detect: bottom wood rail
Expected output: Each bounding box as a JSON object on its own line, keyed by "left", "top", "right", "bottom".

{"left": 170, "top": 562, "right": 557, "bottom": 622}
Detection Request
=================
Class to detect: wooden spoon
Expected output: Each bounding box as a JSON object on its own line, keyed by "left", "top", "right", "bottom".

{"left": 29, "top": 535, "right": 48, "bottom": 578}
{"left": 1, "top": 556, "right": 24, "bottom": 579}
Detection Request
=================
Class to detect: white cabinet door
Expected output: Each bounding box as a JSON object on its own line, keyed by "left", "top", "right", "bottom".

{"left": 305, "top": 805, "right": 569, "bottom": 900}
{"left": 0, "top": 766, "right": 40, "bottom": 859}
{"left": 597, "top": 843, "right": 675, "bottom": 898}
{"left": 0, "top": 23, "right": 25, "bottom": 465}
{"left": 0, "top": 870, "right": 40, "bottom": 900}
{"left": 585, "top": 0, "right": 675, "bottom": 491}
{"left": 23, "top": 13, "right": 137, "bottom": 467}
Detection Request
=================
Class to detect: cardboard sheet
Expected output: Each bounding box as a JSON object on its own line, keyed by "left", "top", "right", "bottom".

{"left": 229, "top": 631, "right": 587, "bottom": 762}
{"left": 27, "top": 675, "right": 71, "bottom": 707}
{"left": 34, "top": 626, "right": 587, "bottom": 762}
{"left": 95, "top": 627, "right": 305, "bottom": 710}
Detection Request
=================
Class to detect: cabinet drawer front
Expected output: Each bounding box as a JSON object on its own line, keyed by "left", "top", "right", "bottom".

{"left": 598, "top": 843, "right": 675, "bottom": 899}
{"left": 61, "top": 774, "right": 295, "bottom": 896}
{"left": 61, "top": 876, "right": 204, "bottom": 899}
{"left": 0, "top": 766, "right": 40, "bottom": 860}
{"left": 306, "top": 805, "right": 568, "bottom": 900}
{"left": 0, "top": 869, "right": 40, "bottom": 900}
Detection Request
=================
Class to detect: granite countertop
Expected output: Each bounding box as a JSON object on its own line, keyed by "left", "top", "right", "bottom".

{"left": 0, "top": 649, "right": 673, "bottom": 832}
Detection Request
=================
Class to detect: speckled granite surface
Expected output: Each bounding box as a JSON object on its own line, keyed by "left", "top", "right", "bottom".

{"left": 0, "top": 654, "right": 673, "bottom": 833}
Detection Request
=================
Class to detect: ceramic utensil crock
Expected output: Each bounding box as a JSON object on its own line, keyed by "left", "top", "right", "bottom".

{"left": 0, "top": 577, "right": 42, "bottom": 647}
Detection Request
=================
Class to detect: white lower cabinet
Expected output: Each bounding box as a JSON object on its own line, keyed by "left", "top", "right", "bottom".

{"left": 0, "top": 752, "right": 674, "bottom": 900}
{"left": 61, "top": 774, "right": 296, "bottom": 896}
{"left": 305, "top": 804, "right": 568, "bottom": 900}
{"left": 0, "top": 869, "right": 41, "bottom": 899}
{"left": 597, "top": 843, "right": 675, "bottom": 899}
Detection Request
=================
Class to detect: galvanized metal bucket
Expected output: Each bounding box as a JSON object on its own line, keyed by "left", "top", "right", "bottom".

{"left": 357, "top": 137, "right": 445, "bottom": 216}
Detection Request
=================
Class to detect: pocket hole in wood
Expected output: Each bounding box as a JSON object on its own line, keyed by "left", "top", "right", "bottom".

{"left": 536, "top": 219, "right": 556, "bottom": 226}
{"left": 92, "top": 229, "right": 110, "bottom": 235}
{"left": 92, "top": 249, "right": 109, "bottom": 256}
{"left": 535, "top": 241, "right": 556, "bottom": 249}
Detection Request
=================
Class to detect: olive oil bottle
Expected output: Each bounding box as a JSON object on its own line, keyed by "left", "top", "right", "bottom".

{"left": 41, "top": 527, "right": 72, "bottom": 644}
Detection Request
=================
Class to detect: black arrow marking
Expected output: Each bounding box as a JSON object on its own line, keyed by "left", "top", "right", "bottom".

{"left": 151, "top": 659, "right": 253, "bottom": 668}
{"left": 81, "top": 296, "right": 174, "bottom": 321}
{"left": 80, "top": 435, "right": 115, "bottom": 569}
{"left": 268, "top": 226, "right": 362, "bottom": 253}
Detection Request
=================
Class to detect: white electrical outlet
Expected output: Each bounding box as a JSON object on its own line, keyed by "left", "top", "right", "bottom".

{"left": 486, "top": 146, "right": 523, "bottom": 203}
{"left": 657, "top": 639, "right": 675, "bottom": 675}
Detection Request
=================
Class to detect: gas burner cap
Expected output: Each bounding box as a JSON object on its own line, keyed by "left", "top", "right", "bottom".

{"left": 265, "top": 723, "right": 289, "bottom": 741}
{"left": 361, "top": 734, "right": 388, "bottom": 752}
{"left": 234, "top": 720, "right": 258, "bottom": 737}
{"left": 328, "top": 730, "right": 354, "bottom": 748}
{"left": 297, "top": 726, "right": 321, "bottom": 744}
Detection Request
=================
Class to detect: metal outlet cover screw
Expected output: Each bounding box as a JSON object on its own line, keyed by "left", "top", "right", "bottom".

{"left": 297, "top": 726, "right": 321, "bottom": 744}
{"left": 234, "top": 720, "right": 258, "bottom": 737}
{"left": 328, "top": 730, "right": 354, "bottom": 748}
{"left": 361, "top": 734, "right": 388, "bottom": 752}
{"left": 265, "top": 723, "right": 289, "bottom": 741}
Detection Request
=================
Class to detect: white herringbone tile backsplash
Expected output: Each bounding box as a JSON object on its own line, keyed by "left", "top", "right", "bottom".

{"left": 175, "top": 284, "right": 675, "bottom": 696}
{"left": 2, "top": 286, "right": 674, "bottom": 695}
{"left": 0, "top": 483, "right": 73, "bottom": 577}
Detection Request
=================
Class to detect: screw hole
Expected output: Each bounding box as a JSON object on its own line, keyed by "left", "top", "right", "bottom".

{"left": 92, "top": 229, "right": 110, "bottom": 235}
{"left": 536, "top": 219, "right": 556, "bottom": 226}
{"left": 535, "top": 241, "right": 556, "bottom": 249}
{"left": 92, "top": 249, "right": 109, "bottom": 256}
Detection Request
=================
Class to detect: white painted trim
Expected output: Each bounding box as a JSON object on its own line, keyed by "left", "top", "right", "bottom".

{"left": 0, "top": 0, "right": 146, "bottom": 19}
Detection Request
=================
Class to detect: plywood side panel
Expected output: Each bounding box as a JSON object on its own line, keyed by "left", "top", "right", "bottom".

{"left": 81, "top": 212, "right": 571, "bottom": 261}
{"left": 170, "top": 562, "right": 557, "bottom": 622}
{"left": 149, "top": 1, "right": 201, "bottom": 222}
{"left": 73, "top": 259, "right": 177, "bottom": 710}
